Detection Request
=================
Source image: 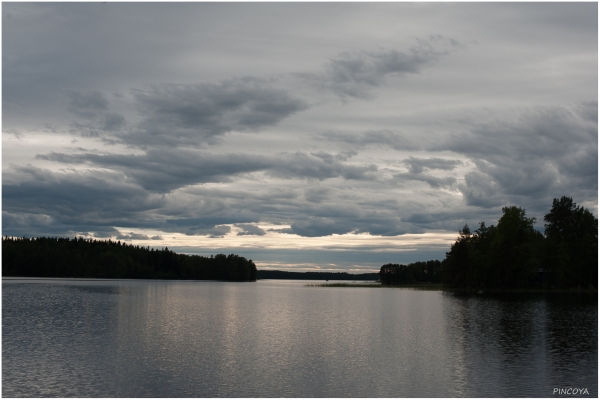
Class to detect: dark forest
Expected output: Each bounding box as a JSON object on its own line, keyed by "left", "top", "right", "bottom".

{"left": 380, "top": 196, "right": 598, "bottom": 290}
{"left": 2, "top": 237, "right": 257, "bottom": 281}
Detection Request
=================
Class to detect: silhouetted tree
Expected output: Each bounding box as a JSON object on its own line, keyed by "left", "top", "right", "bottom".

{"left": 440, "top": 197, "right": 597, "bottom": 291}
{"left": 442, "top": 224, "right": 473, "bottom": 290}
{"left": 544, "top": 196, "right": 598, "bottom": 288}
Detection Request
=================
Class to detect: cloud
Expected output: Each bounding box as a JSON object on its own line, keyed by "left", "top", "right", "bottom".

{"left": 67, "top": 90, "right": 108, "bottom": 119}
{"left": 2, "top": 166, "right": 250, "bottom": 239}
{"left": 39, "top": 149, "right": 273, "bottom": 192}
{"left": 274, "top": 214, "right": 413, "bottom": 238}
{"left": 301, "top": 37, "right": 460, "bottom": 99}
{"left": 315, "top": 129, "right": 420, "bottom": 151}
{"left": 118, "top": 78, "right": 308, "bottom": 147}
{"left": 2, "top": 210, "right": 123, "bottom": 239}
{"left": 304, "top": 186, "right": 331, "bottom": 204}
{"left": 102, "top": 113, "right": 126, "bottom": 132}
{"left": 235, "top": 224, "right": 266, "bottom": 236}
{"left": 433, "top": 103, "right": 598, "bottom": 211}
{"left": 394, "top": 173, "right": 457, "bottom": 189}
{"left": 116, "top": 231, "right": 151, "bottom": 240}
{"left": 2, "top": 162, "right": 420, "bottom": 239}
{"left": 162, "top": 218, "right": 232, "bottom": 238}
{"left": 12, "top": 102, "right": 597, "bottom": 242}
{"left": 403, "top": 157, "right": 462, "bottom": 174}
{"left": 38, "top": 149, "right": 380, "bottom": 192}
{"left": 388, "top": 157, "right": 463, "bottom": 189}
{"left": 276, "top": 217, "right": 358, "bottom": 237}
{"left": 64, "top": 89, "right": 127, "bottom": 138}
{"left": 2, "top": 166, "right": 166, "bottom": 235}
{"left": 267, "top": 152, "right": 378, "bottom": 181}
{"left": 1, "top": 2, "right": 597, "bottom": 272}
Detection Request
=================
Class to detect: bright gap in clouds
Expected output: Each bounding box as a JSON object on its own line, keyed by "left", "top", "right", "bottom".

{"left": 101, "top": 225, "right": 458, "bottom": 273}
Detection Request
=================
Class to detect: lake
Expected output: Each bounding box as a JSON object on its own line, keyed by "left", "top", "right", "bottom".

{"left": 2, "top": 278, "right": 597, "bottom": 397}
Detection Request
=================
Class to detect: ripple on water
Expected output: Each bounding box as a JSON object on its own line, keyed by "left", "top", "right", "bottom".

{"left": 2, "top": 280, "right": 597, "bottom": 397}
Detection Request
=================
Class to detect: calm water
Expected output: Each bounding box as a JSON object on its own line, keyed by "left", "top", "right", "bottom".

{"left": 2, "top": 278, "right": 597, "bottom": 397}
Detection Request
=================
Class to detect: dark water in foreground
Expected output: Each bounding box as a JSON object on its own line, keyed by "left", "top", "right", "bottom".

{"left": 2, "top": 278, "right": 597, "bottom": 397}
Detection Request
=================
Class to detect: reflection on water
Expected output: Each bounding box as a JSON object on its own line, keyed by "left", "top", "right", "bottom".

{"left": 3, "top": 279, "right": 597, "bottom": 397}
{"left": 443, "top": 293, "right": 597, "bottom": 397}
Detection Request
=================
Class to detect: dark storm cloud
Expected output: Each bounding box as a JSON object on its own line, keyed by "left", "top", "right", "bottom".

{"left": 39, "top": 150, "right": 273, "bottom": 192}
{"left": 2, "top": 209, "right": 125, "bottom": 239}
{"left": 3, "top": 166, "right": 166, "bottom": 222}
{"left": 16, "top": 164, "right": 405, "bottom": 238}
{"left": 116, "top": 232, "right": 152, "bottom": 241}
{"left": 177, "top": 183, "right": 416, "bottom": 237}
{"left": 7, "top": 156, "right": 396, "bottom": 239}
{"left": 275, "top": 215, "right": 410, "bottom": 238}
{"left": 390, "top": 157, "right": 462, "bottom": 189}
{"left": 39, "top": 149, "right": 380, "bottom": 192}
{"left": 2, "top": 211, "right": 56, "bottom": 237}
{"left": 276, "top": 217, "right": 357, "bottom": 237}
{"left": 118, "top": 79, "right": 308, "bottom": 147}
{"left": 402, "top": 207, "right": 505, "bottom": 233}
{"left": 235, "top": 224, "right": 267, "bottom": 236}
{"left": 302, "top": 36, "right": 461, "bottom": 99}
{"left": 260, "top": 191, "right": 414, "bottom": 237}
{"left": 434, "top": 103, "right": 598, "bottom": 212}
{"left": 174, "top": 224, "right": 231, "bottom": 238}
{"left": 160, "top": 217, "right": 250, "bottom": 238}
{"left": 2, "top": 166, "right": 242, "bottom": 238}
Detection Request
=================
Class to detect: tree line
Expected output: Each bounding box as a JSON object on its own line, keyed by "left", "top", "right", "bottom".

{"left": 379, "top": 260, "right": 442, "bottom": 285}
{"left": 257, "top": 270, "right": 379, "bottom": 281}
{"left": 2, "top": 236, "right": 257, "bottom": 281}
{"left": 380, "top": 196, "right": 597, "bottom": 291}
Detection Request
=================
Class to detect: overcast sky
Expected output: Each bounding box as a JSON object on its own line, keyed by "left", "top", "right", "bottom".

{"left": 3, "top": 2, "right": 598, "bottom": 272}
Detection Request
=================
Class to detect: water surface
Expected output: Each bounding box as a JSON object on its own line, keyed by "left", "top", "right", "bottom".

{"left": 3, "top": 278, "right": 597, "bottom": 397}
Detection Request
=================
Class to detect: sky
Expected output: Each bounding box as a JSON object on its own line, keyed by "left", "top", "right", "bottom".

{"left": 2, "top": 2, "right": 598, "bottom": 273}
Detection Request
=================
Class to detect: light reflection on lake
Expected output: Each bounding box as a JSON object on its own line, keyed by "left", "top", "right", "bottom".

{"left": 2, "top": 278, "right": 597, "bottom": 397}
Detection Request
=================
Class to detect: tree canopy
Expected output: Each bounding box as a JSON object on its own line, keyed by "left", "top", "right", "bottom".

{"left": 2, "top": 237, "right": 257, "bottom": 282}
{"left": 439, "top": 197, "right": 597, "bottom": 291}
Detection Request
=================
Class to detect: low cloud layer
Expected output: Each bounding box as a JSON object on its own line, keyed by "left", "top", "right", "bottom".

{"left": 38, "top": 149, "right": 380, "bottom": 193}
